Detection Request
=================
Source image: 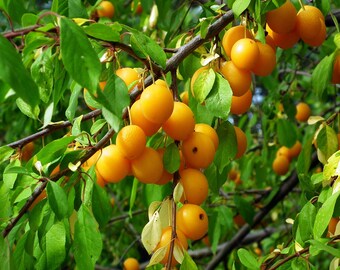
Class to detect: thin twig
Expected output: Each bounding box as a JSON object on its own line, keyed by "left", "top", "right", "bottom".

{"left": 205, "top": 152, "right": 319, "bottom": 269}
{"left": 7, "top": 109, "right": 102, "bottom": 149}
{"left": 2, "top": 127, "right": 115, "bottom": 238}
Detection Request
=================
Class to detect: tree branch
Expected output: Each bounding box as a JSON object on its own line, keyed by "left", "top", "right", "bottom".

{"left": 2, "top": 127, "right": 115, "bottom": 238}
{"left": 7, "top": 109, "right": 102, "bottom": 149}
{"left": 205, "top": 152, "right": 319, "bottom": 269}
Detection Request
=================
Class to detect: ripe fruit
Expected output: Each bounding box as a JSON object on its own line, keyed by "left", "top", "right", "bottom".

{"left": 338, "top": 134, "right": 340, "bottom": 150}
{"left": 234, "top": 126, "right": 247, "bottom": 159}
{"left": 82, "top": 150, "right": 102, "bottom": 168}
{"left": 295, "top": 102, "right": 311, "bottom": 122}
{"left": 252, "top": 42, "right": 276, "bottom": 77}
{"left": 182, "top": 132, "right": 216, "bottom": 169}
{"left": 230, "top": 89, "right": 252, "bottom": 115}
{"left": 162, "top": 102, "right": 195, "bottom": 141}
{"left": 220, "top": 61, "right": 251, "bottom": 97}
{"left": 231, "top": 38, "right": 259, "bottom": 70}
{"left": 176, "top": 204, "right": 208, "bottom": 240}
{"left": 228, "top": 169, "right": 239, "bottom": 180}
{"left": 140, "top": 84, "right": 174, "bottom": 124}
{"left": 276, "top": 146, "right": 291, "bottom": 161}
{"left": 194, "top": 123, "right": 219, "bottom": 150}
{"left": 95, "top": 171, "right": 108, "bottom": 187}
{"left": 266, "top": 25, "right": 300, "bottom": 49}
{"left": 130, "top": 99, "right": 162, "bottom": 136}
{"left": 116, "top": 68, "right": 140, "bottom": 92}
{"left": 180, "top": 91, "right": 189, "bottom": 105}
{"left": 82, "top": 151, "right": 108, "bottom": 187}
{"left": 97, "top": 1, "right": 115, "bottom": 18}
{"left": 303, "top": 17, "right": 326, "bottom": 47}
{"left": 123, "top": 257, "right": 140, "bottom": 270}
{"left": 222, "top": 25, "right": 253, "bottom": 57}
{"left": 179, "top": 168, "right": 209, "bottom": 205}
{"left": 331, "top": 55, "right": 340, "bottom": 84}
{"left": 96, "top": 144, "right": 131, "bottom": 183}
{"left": 266, "top": 1, "right": 297, "bottom": 34}
{"left": 265, "top": 35, "right": 276, "bottom": 51}
{"left": 296, "top": 6, "right": 324, "bottom": 43}
{"left": 21, "top": 141, "right": 35, "bottom": 162}
{"left": 155, "top": 226, "right": 188, "bottom": 266}
{"left": 272, "top": 155, "right": 290, "bottom": 175}
{"left": 288, "top": 141, "right": 302, "bottom": 159}
{"left": 328, "top": 217, "right": 339, "bottom": 236}
{"left": 116, "top": 125, "right": 146, "bottom": 160}
{"left": 131, "top": 147, "right": 163, "bottom": 184}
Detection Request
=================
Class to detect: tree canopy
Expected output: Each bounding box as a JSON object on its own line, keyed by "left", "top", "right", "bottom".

{"left": 0, "top": 0, "right": 340, "bottom": 269}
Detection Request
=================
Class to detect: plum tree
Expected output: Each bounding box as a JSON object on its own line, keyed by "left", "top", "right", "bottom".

{"left": 0, "top": 1, "right": 339, "bottom": 270}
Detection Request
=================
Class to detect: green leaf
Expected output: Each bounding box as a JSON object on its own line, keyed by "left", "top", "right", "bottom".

{"left": 130, "top": 31, "right": 167, "bottom": 69}
{"left": 16, "top": 98, "right": 40, "bottom": 120}
{"left": 60, "top": 17, "right": 100, "bottom": 93}
{"left": 297, "top": 134, "right": 313, "bottom": 175}
{"left": 97, "top": 74, "right": 130, "bottom": 118}
{"left": 84, "top": 23, "right": 120, "bottom": 42}
{"left": 205, "top": 164, "right": 228, "bottom": 194}
{"left": 47, "top": 181, "right": 68, "bottom": 220}
{"left": 102, "top": 107, "right": 122, "bottom": 132}
{"left": 180, "top": 251, "right": 198, "bottom": 270}
{"left": 214, "top": 122, "right": 237, "bottom": 174}
{"left": 51, "top": 0, "right": 69, "bottom": 16}
{"left": 313, "top": 191, "right": 340, "bottom": 239}
{"left": 12, "top": 231, "right": 30, "bottom": 270}
{"left": 297, "top": 201, "right": 316, "bottom": 242}
{"left": 31, "top": 47, "right": 54, "bottom": 104}
{"left": 232, "top": 0, "right": 251, "bottom": 17}
{"left": 73, "top": 205, "right": 102, "bottom": 269}
{"left": 234, "top": 196, "right": 255, "bottom": 225}
{"left": 312, "top": 53, "right": 334, "bottom": 99}
{"left": 205, "top": 73, "right": 233, "bottom": 119}
{"left": 0, "top": 236, "right": 10, "bottom": 270}
{"left": 92, "top": 181, "right": 112, "bottom": 227}
{"left": 316, "top": 125, "right": 338, "bottom": 161}
{"left": 237, "top": 248, "right": 259, "bottom": 270}
{"left": 0, "top": 183, "right": 12, "bottom": 219}
{"left": 163, "top": 143, "right": 180, "bottom": 173}
{"left": 46, "top": 221, "right": 66, "bottom": 270}
{"left": 0, "top": 146, "right": 14, "bottom": 163}
{"left": 129, "top": 178, "right": 139, "bottom": 216}
{"left": 193, "top": 68, "right": 215, "bottom": 104}
{"left": 65, "top": 83, "right": 81, "bottom": 121}
{"left": 277, "top": 119, "right": 297, "bottom": 148}
{"left": 0, "top": 35, "right": 39, "bottom": 107}
{"left": 90, "top": 119, "right": 106, "bottom": 135}
{"left": 35, "top": 136, "right": 76, "bottom": 166}
{"left": 309, "top": 239, "right": 340, "bottom": 258}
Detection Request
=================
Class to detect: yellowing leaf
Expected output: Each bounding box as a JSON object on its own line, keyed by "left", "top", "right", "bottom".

{"left": 159, "top": 198, "right": 172, "bottom": 229}
{"left": 295, "top": 241, "right": 304, "bottom": 252}
{"left": 173, "top": 183, "right": 184, "bottom": 203}
{"left": 330, "top": 258, "right": 340, "bottom": 270}
{"left": 173, "top": 243, "right": 185, "bottom": 265}
{"left": 147, "top": 245, "right": 167, "bottom": 267}
{"left": 68, "top": 161, "right": 81, "bottom": 172}
{"left": 72, "top": 18, "right": 91, "bottom": 26}
{"left": 148, "top": 201, "right": 162, "bottom": 220}
{"left": 308, "top": 116, "right": 324, "bottom": 125}
{"left": 323, "top": 151, "right": 340, "bottom": 186}
{"left": 141, "top": 211, "right": 162, "bottom": 254}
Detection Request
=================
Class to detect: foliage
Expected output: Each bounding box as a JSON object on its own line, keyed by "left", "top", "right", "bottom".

{"left": 0, "top": 0, "right": 340, "bottom": 270}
